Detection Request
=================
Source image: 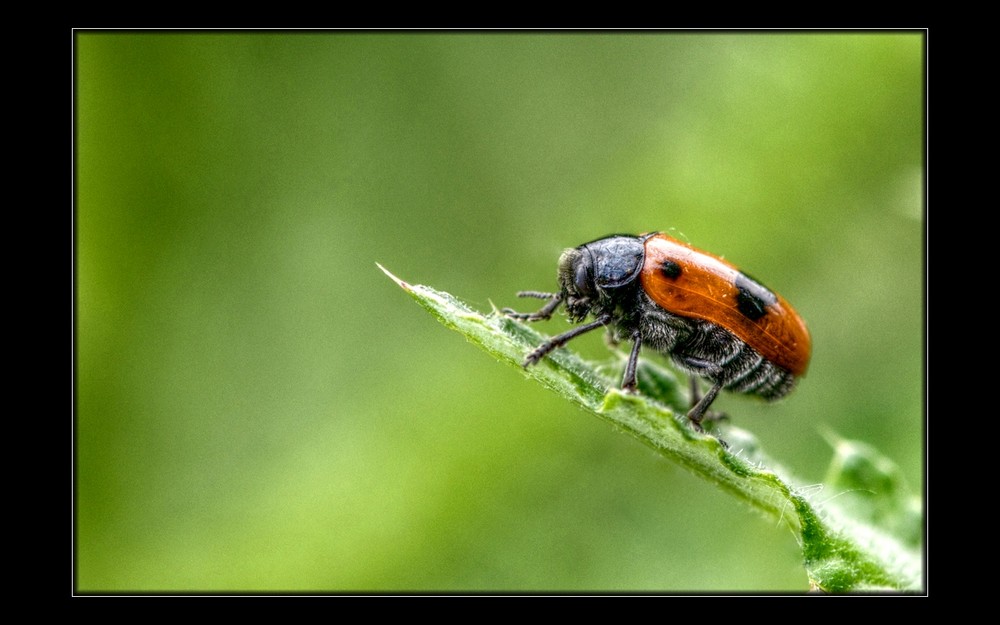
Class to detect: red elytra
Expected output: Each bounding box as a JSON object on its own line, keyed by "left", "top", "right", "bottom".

{"left": 640, "top": 233, "right": 811, "bottom": 376}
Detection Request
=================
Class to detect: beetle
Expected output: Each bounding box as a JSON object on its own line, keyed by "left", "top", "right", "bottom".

{"left": 503, "top": 232, "right": 811, "bottom": 430}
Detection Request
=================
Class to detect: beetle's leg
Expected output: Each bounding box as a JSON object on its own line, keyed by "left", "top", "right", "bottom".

{"left": 686, "top": 380, "right": 723, "bottom": 432}
{"left": 676, "top": 355, "right": 724, "bottom": 378}
{"left": 523, "top": 313, "right": 611, "bottom": 366}
{"left": 621, "top": 331, "right": 642, "bottom": 393}
{"left": 687, "top": 375, "right": 730, "bottom": 426}
{"left": 502, "top": 292, "right": 562, "bottom": 321}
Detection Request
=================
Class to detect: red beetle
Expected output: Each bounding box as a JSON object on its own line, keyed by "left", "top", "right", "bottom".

{"left": 504, "top": 232, "right": 811, "bottom": 429}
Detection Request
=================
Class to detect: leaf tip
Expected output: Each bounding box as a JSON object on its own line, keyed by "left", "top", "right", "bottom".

{"left": 376, "top": 262, "right": 412, "bottom": 291}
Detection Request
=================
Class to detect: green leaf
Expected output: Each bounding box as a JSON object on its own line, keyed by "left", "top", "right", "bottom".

{"left": 380, "top": 264, "right": 923, "bottom": 592}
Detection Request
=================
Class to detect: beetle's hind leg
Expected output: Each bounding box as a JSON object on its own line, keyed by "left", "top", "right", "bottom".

{"left": 687, "top": 377, "right": 730, "bottom": 431}
{"left": 502, "top": 291, "right": 562, "bottom": 321}
{"left": 684, "top": 380, "right": 727, "bottom": 447}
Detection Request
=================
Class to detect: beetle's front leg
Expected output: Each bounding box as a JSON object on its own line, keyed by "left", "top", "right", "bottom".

{"left": 502, "top": 291, "right": 562, "bottom": 321}
{"left": 522, "top": 313, "right": 611, "bottom": 367}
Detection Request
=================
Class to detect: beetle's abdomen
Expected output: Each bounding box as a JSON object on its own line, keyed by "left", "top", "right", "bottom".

{"left": 630, "top": 293, "right": 797, "bottom": 401}
{"left": 672, "top": 320, "right": 797, "bottom": 401}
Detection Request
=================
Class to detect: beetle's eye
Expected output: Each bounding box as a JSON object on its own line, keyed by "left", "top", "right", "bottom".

{"left": 574, "top": 261, "right": 591, "bottom": 296}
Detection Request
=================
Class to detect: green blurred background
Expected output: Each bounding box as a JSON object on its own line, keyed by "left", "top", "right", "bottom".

{"left": 76, "top": 32, "right": 923, "bottom": 592}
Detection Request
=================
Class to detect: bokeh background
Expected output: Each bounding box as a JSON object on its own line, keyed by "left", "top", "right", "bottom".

{"left": 76, "top": 32, "right": 924, "bottom": 592}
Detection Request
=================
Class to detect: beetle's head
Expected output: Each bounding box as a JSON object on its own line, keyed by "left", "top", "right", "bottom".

{"left": 557, "top": 236, "right": 645, "bottom": 322}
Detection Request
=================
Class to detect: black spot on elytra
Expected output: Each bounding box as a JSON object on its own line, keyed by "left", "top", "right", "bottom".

{"left": 734, "top": 273, "right": 777, "bottom": 320}
{"left": 660, "top": 260, "right": 681, "bottom": 279}
{"left": 736, "top": 288, "right": 767, "bottom": 320}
